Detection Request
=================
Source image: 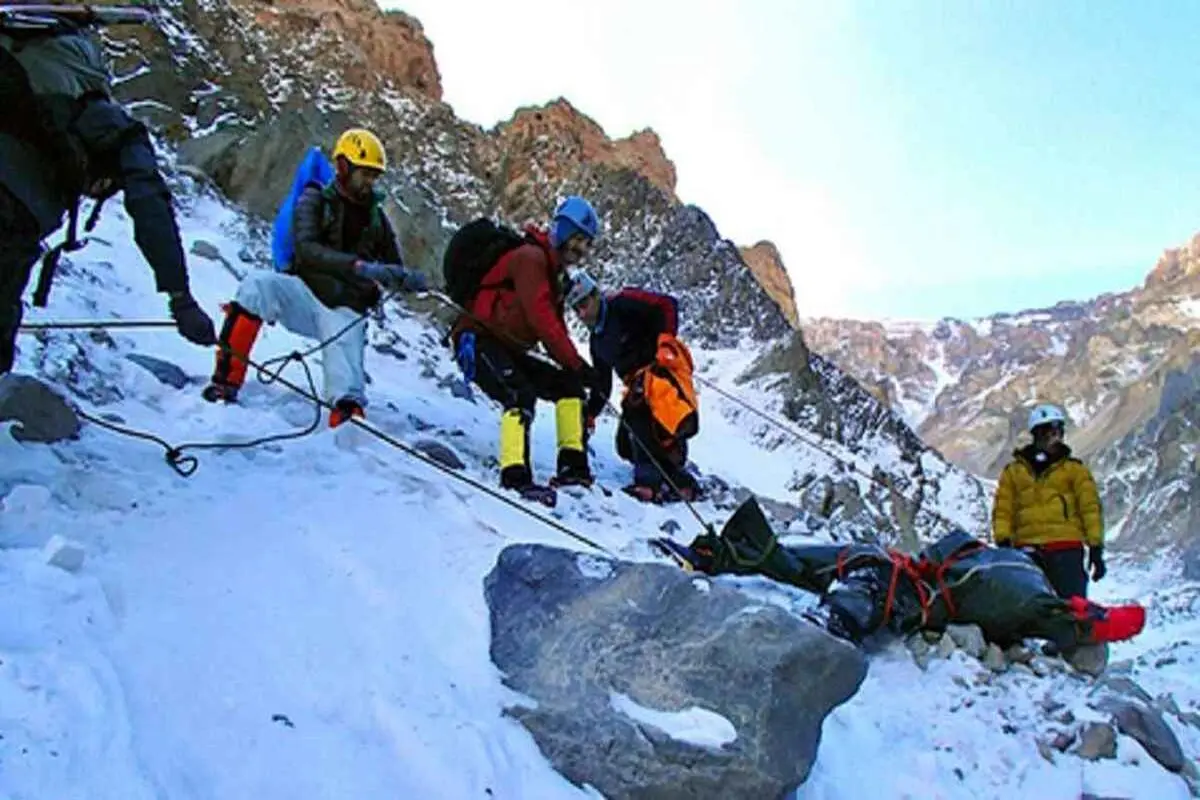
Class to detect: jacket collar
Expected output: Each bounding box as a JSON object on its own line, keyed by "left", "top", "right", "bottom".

{"left": 1016, "top": 442, "right": 1071, "bottom": 473}
{"left": 593, "top": 294, "right": 610, "bottom": 335}
{"left": 524, "top": 226, "right": 559, "bottom": 270}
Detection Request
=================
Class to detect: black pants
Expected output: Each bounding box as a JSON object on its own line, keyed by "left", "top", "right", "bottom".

{"left": 0, "top": 185, "right": 44, "bottom": 375}
{"left": 615, "top": 400, "right": 697, "bottom": 491}
{"left": 1030, "top": 546, "right": 1088, "bottom": 599}
{"left": 471, "top": 334, "right": 584, "bottom": 413}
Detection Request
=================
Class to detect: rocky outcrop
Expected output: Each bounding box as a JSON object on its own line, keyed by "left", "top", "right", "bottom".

{"left": 485, "top": 544, "right": 867, "bottom": 799}
{"left": 92, "top": 0, "right": 989, "bottom": 541}
{"left": 1145, "top": 233, "right": 1200, "bottom": 293}
{"left": 739, "top": 241, "right": 798, "bottom": 329}
{"left": 612, "top": 128, "right": 677, "bottom": 199}
{"left": 1092, "top": 355, "right": 1200, "bottom": 553}
{"left": 801, "top": 251, "right": 1200, "bottom": 482}
{"left": 243, "top": 1, "right": 442, "bottom": 101}
{"left": 797, "top": 223, "right": 1200, "bottom": 556}
{"left": 490, "top": 99, "right": 678, "bottom": 210}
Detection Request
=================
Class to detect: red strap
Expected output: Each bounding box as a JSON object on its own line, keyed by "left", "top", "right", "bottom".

{"left": 923, "top": 543, "right": 985, "bottom": 621}
{"left": 836, "top": 547, "right": 933, "bottom": 629}
{"left": 1036, "top": 540, "right": 1086, "bottom": 552}
{"left": 880, "top": 552, "right": 932, "bottom": 628}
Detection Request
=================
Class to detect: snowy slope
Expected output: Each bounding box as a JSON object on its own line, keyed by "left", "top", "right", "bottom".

{"left": 2, "top": 184, "right": 1198, "bottom": 799}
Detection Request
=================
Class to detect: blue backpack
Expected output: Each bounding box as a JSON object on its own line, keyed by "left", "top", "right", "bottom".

{"left": 271, "top": 146, "right": 335, "bottom": 271}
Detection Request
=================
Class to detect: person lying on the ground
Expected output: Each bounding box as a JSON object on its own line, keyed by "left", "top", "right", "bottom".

{"left": 654, "top": 497, "right": 1144, "bottom": 653}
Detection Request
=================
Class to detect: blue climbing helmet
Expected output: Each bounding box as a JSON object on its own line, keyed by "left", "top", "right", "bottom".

{"left": 550, "top": 196, "right": 600, "bottom": 247}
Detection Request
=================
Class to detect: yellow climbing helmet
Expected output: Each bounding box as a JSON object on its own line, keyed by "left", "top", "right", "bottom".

{"left": 333, "top": 128, "right": 387, "bottom": 171}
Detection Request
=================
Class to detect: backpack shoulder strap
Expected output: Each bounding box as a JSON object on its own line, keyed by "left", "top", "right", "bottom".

{"left": 317, "top": 182, "right": 338, "bottom": 233}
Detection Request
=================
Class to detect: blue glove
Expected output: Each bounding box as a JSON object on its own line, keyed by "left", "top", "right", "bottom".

{"left": 356, "top": 262, "right": 427, "bottom": 292}
{"left": 397, "top": 268, "right": 428, "bottom": 293}
{"left": 456, "top": 331, "right": 476, "bottom": 383}
{"left": 356, "top": 261, "right": 404, "bottom": 284}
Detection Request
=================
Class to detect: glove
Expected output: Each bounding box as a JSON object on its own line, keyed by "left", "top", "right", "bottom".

{"left": 574, "top": 363, "right": 598, "bottom": 392}
{"left": 456, "top": 331, "right": 476, "bottom": 383}
{"left": 582, "top": 366, "right": 610, "bottom": 405}
{"left": 1088, "top": 546, "right": 1106, "bottom": 582}
{"left": 168, "top": 292, "right": 217, "bottom": 346}
{"left": 352, "top": 260, "right": 410, "bottom": 287}
{"left": 356, "top": 261, "right": 427, "bottom": 291}
{"left": 395, "top": 268, "right": 428, "bottom": 293}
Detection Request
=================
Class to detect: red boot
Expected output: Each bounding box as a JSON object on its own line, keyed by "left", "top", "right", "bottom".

{"left": 202, "top": 302, "right": 263, "bottom": 403}
{"left": 329, "top": 398, "right": 366, "bottom": 428}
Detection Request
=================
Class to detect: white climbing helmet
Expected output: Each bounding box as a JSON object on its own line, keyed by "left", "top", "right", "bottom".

{"left": 1028, "top": 403, "right": 1067, "bottom": 432}
{"left": 564, "top": 268, "right": 600, "bottom": 309}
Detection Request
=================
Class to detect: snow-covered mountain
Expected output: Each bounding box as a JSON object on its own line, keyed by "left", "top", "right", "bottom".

{"left": 3, "top": 1, "right": 1199, "bottom": 797}
{"left": 802, "top": 233, "right": 1200, "bottom": 557}
{"left": 80, "top": 0, "right": 988, "bottom": 541}
{"left": 2, "top": 167, "right": 1198, "bottom": 800}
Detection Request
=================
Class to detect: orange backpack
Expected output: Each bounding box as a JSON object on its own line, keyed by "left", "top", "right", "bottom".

{"left": 626, "top": 333, "right": 699, "bottom": 443}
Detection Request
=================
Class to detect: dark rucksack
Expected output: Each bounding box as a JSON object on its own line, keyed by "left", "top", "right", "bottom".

{"left": 1, "top": 6, "right": 153, "bottom": 305}
{"left": 0, "top": 7, "right": 144, "bottom": 193}
{"left": 441, "top": 218, "right": 536, "bottom": 310}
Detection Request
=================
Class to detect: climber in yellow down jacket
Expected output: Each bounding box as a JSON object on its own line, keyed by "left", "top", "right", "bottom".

{"left": 992, "top": 403, "right": 1106, "bottom": 600}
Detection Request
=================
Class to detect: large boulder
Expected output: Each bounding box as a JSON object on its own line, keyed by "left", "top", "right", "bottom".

{"left": 485, "top": 544, "right": 867, "bottom": 799}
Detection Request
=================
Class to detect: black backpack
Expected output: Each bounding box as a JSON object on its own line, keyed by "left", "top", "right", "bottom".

{"left": 441, "top": 218, "right": 537, "bottom": 311}
{"left": 1, "top": 6, "right": 154, "bottom": 305}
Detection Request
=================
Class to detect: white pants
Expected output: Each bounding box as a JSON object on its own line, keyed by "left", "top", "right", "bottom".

{"left": 236, "top": 272, "right": 368, "bottom": 407}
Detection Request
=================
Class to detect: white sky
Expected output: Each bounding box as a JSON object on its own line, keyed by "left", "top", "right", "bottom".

{"left": 380, "top": 0, "right": 873, "bottom": 318}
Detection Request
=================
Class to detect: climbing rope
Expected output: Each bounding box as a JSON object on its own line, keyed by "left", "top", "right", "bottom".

{"left": 222, "top": 348, "right": 614, "bottom": 556}
{"left": 19, "top": 319, "right": 177, "bottom": 330}
{"left": 605, "top": 394, "right": 713, "bottom": 533}
{"left": 432, "top": 288, "right": 972, "bottom": 540}
{"left": 20, "top": 308, "right": 615, "bottom": 556}
{"left": 425, "top": 289, "right": 718, "bottom": 536}
{"left": 73, "top": 348, "right": 324, "bottom": 477}
{"left": 691, "top": 373, "right": 981, "bottom": 534}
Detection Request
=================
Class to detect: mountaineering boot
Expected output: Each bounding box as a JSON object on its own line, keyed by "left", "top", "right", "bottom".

{"left": 720, "top": 496, "right": 780, "bottom": 563}
{"left": 551, "top": 448, "right": 594, "bottom": 488}
{"left": 663, "top": 484, "right": 699, "bottom": 503}
{"left": 623, "top": 462, "right": 663, "bottom": 503}
{"left": 202, "top": 302, "right": 263, "bottom": 403}
{"left": 550, "top": 397, "right": 593, "bottom": 487}
{"left": 516, "top": 483, "right": 558, "bottom": 508}
{"left": 329, "top": 397, "right": 365, "bottom": 428}
{"left": 623, "top": 483, "right": 661, "bottom": 503}
{"left": 498, "top": 408, "right": 556, "bottom": 507}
